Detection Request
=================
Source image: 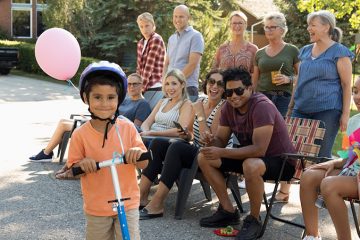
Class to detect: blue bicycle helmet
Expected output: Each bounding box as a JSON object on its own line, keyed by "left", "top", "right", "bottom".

{"left": 79, "top": 61, "right": 127, "bottom": 105}
{"left": 79, "top": 61, "right": 128, "bottom": 147}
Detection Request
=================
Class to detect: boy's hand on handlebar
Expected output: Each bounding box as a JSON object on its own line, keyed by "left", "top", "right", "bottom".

{"left": 125, "top": 147, "right": 145, "bottom": 165}
{"left": 79, "top": 158, "right": 97, "bottom": 173}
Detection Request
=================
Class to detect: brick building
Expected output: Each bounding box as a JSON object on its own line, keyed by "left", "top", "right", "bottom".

{"left": 0, "top": 0, "right": 46, "bottom": 39}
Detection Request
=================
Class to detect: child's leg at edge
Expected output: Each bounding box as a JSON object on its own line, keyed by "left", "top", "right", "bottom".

{"left": 85, "top": 213, "right": 114, "bottom": 240}
{"left": 300, "top": 168, "right": 326, "bottom": 237}
{"left": 322, "top": 176, "right": 358, "bottom": 240}
{"left": 114, "top": 208, "right": 140, "bottom": 240}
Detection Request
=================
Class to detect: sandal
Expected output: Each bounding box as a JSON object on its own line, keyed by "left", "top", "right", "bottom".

{"left": 273, "top": 190, "right": 289, "bottom": 203}
{"left": 213, "top": 226, "right": 239, "bottom": 237}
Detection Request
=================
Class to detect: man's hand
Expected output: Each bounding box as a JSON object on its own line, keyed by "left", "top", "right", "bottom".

{"left": 125, "top": 147, "right": 144, "bottom": 165}
{"left": 79, "top": 158, "right": 98, "bottom": 173}
{"left": 199, "top": 146, "right": 222, "bottom": 160}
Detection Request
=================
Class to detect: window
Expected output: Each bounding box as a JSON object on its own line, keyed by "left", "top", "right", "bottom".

{"left": 11, "top": 0, "right": 32, "bottom": 38}
{"left": 12, "top": 0, "right": 31, "bottom": 3}
{"left": 36, "top": 11, "right": 45, "bottom": 37}
{"left": 12, "top": 10, "right": 31, "bottom": 37}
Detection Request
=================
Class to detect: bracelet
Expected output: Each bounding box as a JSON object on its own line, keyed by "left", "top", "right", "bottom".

{"left": 288, "top": 75, "right": 294, "bottom": 84}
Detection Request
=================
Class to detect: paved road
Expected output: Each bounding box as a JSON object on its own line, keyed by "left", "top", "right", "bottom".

{"left": 0, "top": 74, "right": 356, "bottom": 239}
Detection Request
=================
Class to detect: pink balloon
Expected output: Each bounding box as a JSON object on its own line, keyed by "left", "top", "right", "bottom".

{"left": 35, "top": 28, "right": 81, "bottom": 80}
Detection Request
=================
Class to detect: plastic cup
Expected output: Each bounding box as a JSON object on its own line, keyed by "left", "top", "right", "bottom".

{"left": 271, "top": 71, "right": 280, "bottom": 84}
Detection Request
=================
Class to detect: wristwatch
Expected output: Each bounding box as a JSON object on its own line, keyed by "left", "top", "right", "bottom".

{"left": 197, "top": 116, "right": 205, "bottom": 122}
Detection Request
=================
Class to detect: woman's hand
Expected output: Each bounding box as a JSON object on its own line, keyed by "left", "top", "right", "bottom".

{"left": 274, "top": 74, "right": 291, "bottom": 86}
{"left": 339, "top": 113, "right": 349, "bottom": 132}
{"left": 192, "top": 100, "right": 205, "bottom": 115}
{"left": 140, "top": 130, "right": 152, "bottom": 136}
{"left": 308, "top": 161, "right": 335, "bottom": 177}
{"left": 178, "top": 127, "right": 191, "bottom": 141}
{"left": 199, "top": 130, "right": 214, "bottom": 146}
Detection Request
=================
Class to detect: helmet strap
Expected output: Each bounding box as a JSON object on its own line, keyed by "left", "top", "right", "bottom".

{"left": 88, "top": 107, "right": 119, "bottom": 148}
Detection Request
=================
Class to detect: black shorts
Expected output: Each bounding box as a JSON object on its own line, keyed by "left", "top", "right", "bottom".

{"left": 220, "top": 156, "right": 295, "bottom": 181}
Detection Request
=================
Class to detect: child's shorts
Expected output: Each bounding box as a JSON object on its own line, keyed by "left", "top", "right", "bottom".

{"left": 85, "top": 208, "right": 140, "bottom": 240}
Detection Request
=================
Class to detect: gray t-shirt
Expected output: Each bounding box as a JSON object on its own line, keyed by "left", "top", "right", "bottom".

{"left": 167, "top": 26, "right": 204, "bottom": 88}
{"left": 119, "top": 97, "right": 151, "bottom": 122}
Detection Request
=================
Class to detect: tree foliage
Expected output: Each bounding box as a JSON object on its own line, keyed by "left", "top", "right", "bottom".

{"left": 297, "top": 0, "right": 360, "bottom": 30}
{"left": 42, "top": 0, "right": 239, "bottom": 79}
{"left": 274, "top": 0, "right": 357, "bottom": 48}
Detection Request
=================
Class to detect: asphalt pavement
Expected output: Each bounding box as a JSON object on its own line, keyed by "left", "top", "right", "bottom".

{"left": 0, "top": 73, "right": 357, "bottom": 239}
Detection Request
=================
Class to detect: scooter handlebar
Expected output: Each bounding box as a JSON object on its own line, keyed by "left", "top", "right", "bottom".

{"left": 71, "top": 151, "right": 152, "bottom": 176}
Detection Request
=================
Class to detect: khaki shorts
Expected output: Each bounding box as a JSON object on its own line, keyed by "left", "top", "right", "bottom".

{"left": 85, "top": 208, "right": 140, "bottom": 240}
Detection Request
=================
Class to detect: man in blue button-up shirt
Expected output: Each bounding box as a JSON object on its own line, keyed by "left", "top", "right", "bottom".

{"left": 163, "top": 4, "right": 205, "bottom": 102}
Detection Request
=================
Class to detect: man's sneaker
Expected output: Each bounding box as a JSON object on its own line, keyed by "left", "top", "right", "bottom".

{"left": 235, "top": 215, "right": 261, "bottom": 240}
{"left": 303, "top": 235, "right": 322, "bottom": 240}
{"left": 29, "top": 150, "right": 53, "bottom": 162}
{"left": 200, "top": 207, "right": 240, "bottom": 228}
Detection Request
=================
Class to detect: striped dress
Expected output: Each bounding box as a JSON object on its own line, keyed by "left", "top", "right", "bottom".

{"left": 192, "top": 98, "right": 233, "bottom": 148}
{"left": 150, "top": 98, "right": 182, "bottom": 131}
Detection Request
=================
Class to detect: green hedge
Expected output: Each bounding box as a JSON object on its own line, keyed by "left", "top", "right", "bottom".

{"left": 0, "top": 40, "right": 98, "bottom": 86}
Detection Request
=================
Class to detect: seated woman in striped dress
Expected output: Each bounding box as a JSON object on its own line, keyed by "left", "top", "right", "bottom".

{"left": 139, "top": 69, "right": 230, "bottom": 219}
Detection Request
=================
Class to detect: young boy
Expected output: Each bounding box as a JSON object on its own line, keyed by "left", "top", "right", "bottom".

{"left": 67, "top": 61, "right": 148, "bottom": 240}
{"left": 300, "top": 76, "right": 360, "bottom": 240}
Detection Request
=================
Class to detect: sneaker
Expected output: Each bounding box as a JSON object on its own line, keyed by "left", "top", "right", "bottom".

{"left": 29, "top": 149, "right": 53, "bottom": 162}
{"left": 238, "top": 179, "right": 246, "bottom": 189}
{"left": 200, "top": 207, "right": 240, "bottom": 228}
{"left": 235, "top": 215, "right": 261, "bottom": 240}
{"left": 303, "top": 235, "right": 322, "bottom": 240}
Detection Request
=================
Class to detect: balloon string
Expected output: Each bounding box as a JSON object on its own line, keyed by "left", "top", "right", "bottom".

{"left": 67, "top": 79, "right": 79, "bottom": 92}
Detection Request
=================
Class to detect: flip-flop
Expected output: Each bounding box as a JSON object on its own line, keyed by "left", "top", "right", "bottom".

{"left": 139, "top": 208, "right": 163, "bottom": 220}
{"left": 213, "top": 226, "right": 239, "bottom": 237}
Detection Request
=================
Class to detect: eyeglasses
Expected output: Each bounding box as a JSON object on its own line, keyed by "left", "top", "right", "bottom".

{"left": 263, "top": 26, "right": 279, "bottom": 32}
{"left": 225, "top": 87, "right": 246, "bottom": 97}
{"left": 208, "top": 78, "right": 224, "bottom": 88}
{"left": 128, "top": 82, "right": 142, "bottom": 87}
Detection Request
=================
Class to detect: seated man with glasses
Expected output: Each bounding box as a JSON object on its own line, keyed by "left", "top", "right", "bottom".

{"left": 198, "top": 67, "right": 296, "bottom": 240}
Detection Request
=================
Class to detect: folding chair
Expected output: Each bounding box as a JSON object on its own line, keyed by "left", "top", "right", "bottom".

{"left": 57, "top": 114, "right": 89, "bottom": 164}
{"left": 231, "top": 117, "right": 330, "bottom": 238}
{"left": 344, "top": 197, "right": 360, "bottom": 238}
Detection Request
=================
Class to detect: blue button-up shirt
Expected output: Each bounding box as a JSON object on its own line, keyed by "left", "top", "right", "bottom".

{"left": 167, "top": 26, "right": 204, "bottom": 88}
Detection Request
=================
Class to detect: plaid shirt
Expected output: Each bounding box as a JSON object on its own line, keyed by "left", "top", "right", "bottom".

{"left": 136, "top": 32, "right": 166, "bottom": 91}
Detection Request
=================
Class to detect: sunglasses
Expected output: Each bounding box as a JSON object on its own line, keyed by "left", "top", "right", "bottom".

{"left": 225, "top": 87, "right": 246, "bottom": 97}
{"left": 208, "top": 78, "right": 224, "bottom": 87}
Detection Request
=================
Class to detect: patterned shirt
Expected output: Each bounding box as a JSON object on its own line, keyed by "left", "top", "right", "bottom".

{"left": 137, "top": 32, "right": 166, "bottom": 91}
{"left": 212, "top": 41, "right": 258, "bottom": 72}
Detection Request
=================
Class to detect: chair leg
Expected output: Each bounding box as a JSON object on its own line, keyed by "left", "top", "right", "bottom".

{"left": 350, "top": 201, "right": 360, "bottom": 238}
{"left": 227, "top": 175, "right": 244, "bottom": 213}
{"left": 174, "top": 169, "right": 198, "bottom": 220}
{"left": 199, "top": 179, "right": 212, "bottom": 201}
{"left": 58, "top": 131, "right": 71, "bottom": 164}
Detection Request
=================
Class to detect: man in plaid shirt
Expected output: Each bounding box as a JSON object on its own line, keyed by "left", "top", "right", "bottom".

{"left": 136, "top": 12, "right": 166, "bottom": 109}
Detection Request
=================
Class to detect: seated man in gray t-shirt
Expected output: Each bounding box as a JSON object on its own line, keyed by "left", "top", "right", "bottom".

{"left": 119, "top": 73, "right": 151, "bottom": 131}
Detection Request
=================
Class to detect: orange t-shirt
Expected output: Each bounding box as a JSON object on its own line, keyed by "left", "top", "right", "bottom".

{"left": 67, "top": 117, "right": 146, "bottom": 216}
